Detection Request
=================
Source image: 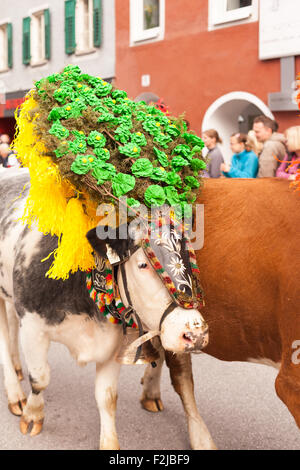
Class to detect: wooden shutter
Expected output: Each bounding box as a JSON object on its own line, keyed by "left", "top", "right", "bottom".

{"left": 7, "top": 23, "right": 13, "bottom": 68}
{"left": 22, "top": 17, "right": 31, "bottom": 65}
{"left": 65, "top": 0, "right": 76, "bottom": 54}
{"left": 93, "top": 0, "right": 102, "bottom": 47}
{"left": 44, "top": 9, "right": 51, "bottom": 60}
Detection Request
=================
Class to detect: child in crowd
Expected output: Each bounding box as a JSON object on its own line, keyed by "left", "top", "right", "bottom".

{"left": 221, "top": 132, "right": 258, "bottom": 178}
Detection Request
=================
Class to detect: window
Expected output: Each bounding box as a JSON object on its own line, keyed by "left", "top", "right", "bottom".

{"left": 65, "top": 0, "right": 102, "bottom": 55}
{"left": 130, "top": 0, "right": 165, "bottom": 45}
{"left": 209, "top": 0, "right": 258, "bottom": 30}
{"left": 23, "top": 9, "right": 50, "bottom": 66}
{"left": 0, "top": 23, "right": 12, "bottom": 71}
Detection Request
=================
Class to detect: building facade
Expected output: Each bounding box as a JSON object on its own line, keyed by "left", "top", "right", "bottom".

{"left": 0, "top": 0, "right": 115, "bottom": 137}
{"left": 115, "top": 0, "right": 300, "bottom": 162}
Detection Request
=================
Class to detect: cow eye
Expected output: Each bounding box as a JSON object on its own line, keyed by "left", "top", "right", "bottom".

{"left": 138, "top": 262, "right": 148, "bottom": 269}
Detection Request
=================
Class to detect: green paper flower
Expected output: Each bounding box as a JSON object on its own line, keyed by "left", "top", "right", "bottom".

{"left": 113, "top": 103, "right": 132, "bottom": 115}
{"left": 71, "top": 154, "right": 95, "bottom": 175}
{"left": 92, "top": 162, "right": 116, "bottom": 184}
{"left": 63, "top": 65, "right": 82, "bottom": 77}
{"left": 49, "top": 121, "right": 70, "bottom": 140}
{"left": 111, "top": 90, "right": 128, "bottom": 100}
{"left": 144, "top": 185, "right": 166, "bottom": 208}
{"left": 53, "top": 86, "right": 75, "bottom": 104}
{"left": 117, "top": 115, "right": 133, "bottom": 129}
{"left": 83, "top": 93, "right": 102, "bottom": 107}
{"left": 48, "top": 107, "right": 65, "bottom": 121}
{"left": 166, "top": 124, "right": 181, "bottom": 138}
{"left": 46, "top": 73, "right": 63, "bottom": 84}
{"left": 95, "top": 82, "right": 113, "bottom": 97}
{"left": 191, "top": 145, "right": 203, "bottom": 157}
{"left": 94, "top": 147, "right": 110, "bottom": 161}
{"left": 184, "top": 176, "right": 200, "bottom": 189}
{"left": 165, "top": 186, "right": 180, "bottom": 206}
{"left": 182, "top": 132, "right": 205, "bottom": 148}
{"left": 131, "top": 158, "right": 153, "bottom": 177}
{"left": 72, "top": 97, "right": 87, "bottom": 111}
{"left": 72, "top": 130, "right": 86, "bottom": 138}
{"left": 119, "top": 143, "right": 141, "bottom": 158}
{"left": 150, "top": 167, "right": 167, "bottom": 182}
{"left": 112, "top": 173, "right": 136, "bottom": 197}
{"left": 173, "top": 144, "right": 192, "bottom": 159}
{"left": 190, "top": 158, "right": 207, "bottom": 171}
{"left": 127, "top": 197, "right": 141, "bottom": 208}
{"left": 153, "top": 132, "right": 172, "bottom": 149}
{"left": 114, "top": 125, "right": 132, "bottom": 144}
{"left": 97, "top": 112, "right": 118, "bottom": 124}
{"left": 131, "top": 132, "right": 147, "bottom": 147}
{"left": 171, "top": 155, "right": 189, "bottom": 170}
{"left": 136, "top": 111, "right": 148, "bottom": 122}
{"left": 153, "top": 147, "right": 169, "bottom": 167}
{"left": 165, "top": 171, "right": 182, "bottom": 188}
{"left": 70, "top": 138, "right": 87, "bottom": 154}
{"left": 142, "top": 118, "right": 162, "bottom": 136}
{"left": 54, "top": 141, "right": 70, "bottom": 158}
{"left": 62, "top": 102, "right": 83, "bottom": 119}
{"left": 87, "top": 131, "right": 106, "bottom": 148}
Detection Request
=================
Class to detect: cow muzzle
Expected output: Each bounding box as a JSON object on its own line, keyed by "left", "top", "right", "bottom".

{"left": 160, "top": 307, "right": 209, "bottom": 353}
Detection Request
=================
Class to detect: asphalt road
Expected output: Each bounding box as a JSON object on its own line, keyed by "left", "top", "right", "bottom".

{"left": 0, "top": 342, "right": 299, "bottom": 451}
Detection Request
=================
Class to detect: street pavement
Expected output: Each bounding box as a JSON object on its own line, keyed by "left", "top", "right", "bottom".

{"left": 0, "top": 342, "right": 299, "bottom": 450}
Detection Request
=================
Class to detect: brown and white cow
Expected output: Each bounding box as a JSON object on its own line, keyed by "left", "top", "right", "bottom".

{"left": 0, "top": 168, "right": 209, "bottom": 450}
{"left": 141, "top": 178, "right": 300, "bottom": 450}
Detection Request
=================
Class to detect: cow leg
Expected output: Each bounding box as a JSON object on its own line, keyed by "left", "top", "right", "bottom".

{"left": 0, "top": 298, "right": 26, "bottom": 416}
{"left": 165, "top": 352, "right": 217, "bottom": 450}
{"left": 6, "top": 302, "right": 23, "bottom": 381}
{"left": 95, "top": 359, "right": 121, "bottom": 450}
{"left": 140, "top": 345, "right": 165, "bottom": 412}
{"left": 19, "top": 315, "right": 50, "bottom": 436}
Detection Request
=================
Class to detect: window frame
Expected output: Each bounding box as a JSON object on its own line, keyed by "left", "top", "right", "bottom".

{"left": 208, "top": 0, "right": 258, "bottom": 30}
{"left": 28, "top": 5, "right": 50, "bottom": 66}
{"left": 0, "top": 21, "right": 9, "bottom": 72}
{"left": 75, "top": 0, "right": 95, "bottom": 55}
{"left": 130, "top": 0, "right": 165, "bottom": 46}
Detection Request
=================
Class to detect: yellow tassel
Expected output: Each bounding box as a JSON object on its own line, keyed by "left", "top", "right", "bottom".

{"left": 46, "top": 198, "right": 97, "bottom": 280}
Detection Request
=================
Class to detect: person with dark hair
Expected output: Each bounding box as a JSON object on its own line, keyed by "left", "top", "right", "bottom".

{"left": 202, "top": 129, "right": 224, "bottom": 178}
{"left": 253, "top": 115, "right": 286, "bottom": 177}
{"left": 221, "top": 133, "right": 258, "bottom": 178}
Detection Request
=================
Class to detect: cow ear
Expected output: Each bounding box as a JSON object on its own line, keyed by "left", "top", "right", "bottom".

{"left": 86, "top": 224, "right": 131, "bottom": 264}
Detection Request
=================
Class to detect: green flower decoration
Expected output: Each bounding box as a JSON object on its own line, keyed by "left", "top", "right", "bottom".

{"left": 131, "top": 132, "right": 147, "bottom": 147}
{"left": 142, "top": 119, "right": 162, "bottom": 136}
{"left": 165, "top": 171, "right": 182, "bottom": 188}
{"left": 111, "top": 90, "right": 128, "bottom": 100}
{"left": 150, "top": 167, "right": 167, "bottom": 182}
{"left": 117, "top": 115, "right": 133, "bottom": 129}
{"left": 94, "top": 147, "right": 110, "bottom": 161}
{"left": 97, "top": 112, "right": 118, "bottom": 124}
{"left": 49, "top": 121, "right": 70, "bottom": 140}
{"left": 70, "top": 138, "right": 87, "bottom": 154}
{"left": 119, "top": 143, "right": 141, "bottom": 158}
{"left": 164, "top": 186, "right": 180, "bottom": 206}
{"left": 144, "top": 185, "right": 166, "bottom": 208}
{"left": 114, "top": 125, "right": 132, "bottom": 144}
{"left": 71, "top": 154, "right": 95, "bottom": 175}
{"left": 171, "top": 155, "right": 189, "bottom": 170}
{"left": 46, "top": 73, "right": 63, "bottom": 84}
{"left": 166, "top": 124, "right": 181, "bottom": 138}
{"left": 87, "top": 131, "right": 106, "bottom": 148}
{"left": 131, "top": 158, "right": 153, "bottom": 177}
{"left": 48, "top": 107, "right": 65, "bottom": 121}
{"left": 153, "top": 132, "right": 172, "bottom": 149}
{"left": 72, "top": 97, "right": 87, "bottom": 111}
{"left": 63, "top": 65, "right": 82, "bottom": 77}
{"left": 53, "top": 86, "right": 75, "bottom": 104}
{"left": 191, "top": 145, "right": 203, "bottom": 157}
{"left": 182, "top": 133, "right": 205, "bottom": 148}
{"left": 153, "top": 147, "right": 169, "bottom": 167}
{"left": 95, "top": 81, "right": 113, "bottom": 97}
{"left": 172, "top": 144, "right": 192, "bottom": 160}
{"left": 136, "top": 111, "right": 148, "bottom": 122}
{"left": 83, "top": 93, "right": 101, "bottom": 107}
{"left": 174, "top": 201, "right": 193, "bottom": 220}
{"left": 62, "top": 102, "right": 83, "bottom": 119}
{"left": 92, "top": 162, "right": 116, "bottom": 184}
{"left": 72, "top": 130, "right": 86, "bottom": 138}
{"left": 113, "top": 103, "right": 132, "bottom": 115}
{"left": 112, "top": 173, "right": 136, "bottom": 197}
{"left": 54, "top": 141, "right": 70, "bottom": 158}
{"left": 190, "top": 158, "right": 206, "bottom": 171}
{"left": 127, "top": 197, "right": 141, "bottom": 208}
{"left": 184, "top": 176, "right": 200, "bottom": 189}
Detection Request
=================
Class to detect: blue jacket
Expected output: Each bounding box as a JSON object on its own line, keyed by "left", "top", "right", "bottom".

{"left": 223, "top": 150, "right": 258, "bottom": 178}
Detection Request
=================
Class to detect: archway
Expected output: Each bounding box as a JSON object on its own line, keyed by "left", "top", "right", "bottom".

{"left": 202, "top": 92, "right": 275, "bottom": 163}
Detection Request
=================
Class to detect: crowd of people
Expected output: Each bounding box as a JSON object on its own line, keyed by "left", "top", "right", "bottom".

{"left": 0, "top": 134, "right": 19, "bottom": 168}
{"left": 202, "top": 116, "right": 300, "bottom": 180}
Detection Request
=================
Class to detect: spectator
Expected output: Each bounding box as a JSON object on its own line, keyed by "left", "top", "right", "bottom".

{"left": 221, "top": 132, "right": 258, "bottom": 178}
{"left": 247, "top": 130, "right": 263, "bottom": 156}
{"left": 253, "top": 115, "right": 286, "bottom": 177}
{"left": 0, "top": 144, "right": 20, "bottom": 168}
{"left": 202, "top": 129, "right": 224, "bottom": 178}
{"left": 276, "top": 126, "right": 300, "bottom": 180}
{"left": 0, "top": 134, "right": 11, "bottom": 145}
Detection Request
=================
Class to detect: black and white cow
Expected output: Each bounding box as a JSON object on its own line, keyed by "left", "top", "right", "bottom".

{"left": 0, "top": 169, "right": 210, "bottom": 450}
